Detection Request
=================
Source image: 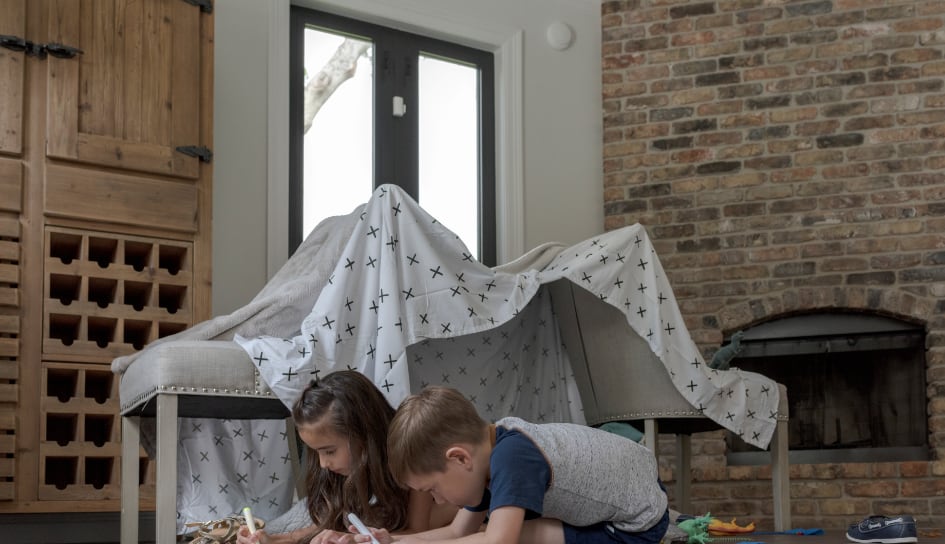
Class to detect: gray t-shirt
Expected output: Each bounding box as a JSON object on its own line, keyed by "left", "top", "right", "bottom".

{"left": 493, "top": 417, "right": 667, "bottom": 532}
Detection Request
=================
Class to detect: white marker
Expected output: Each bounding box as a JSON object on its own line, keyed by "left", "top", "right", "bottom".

{"left": 242, "top": 506, "right": 258, "bottom": 534}
{"left": 347, "top": 512, "right": 381, "bottom": 544}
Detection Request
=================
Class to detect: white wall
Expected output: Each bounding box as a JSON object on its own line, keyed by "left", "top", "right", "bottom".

{"left": 212, "top": 0, "right": 603, "bottom": 315}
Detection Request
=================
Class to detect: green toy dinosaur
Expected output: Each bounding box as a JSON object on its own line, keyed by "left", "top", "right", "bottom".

{"left": 709, "top": 331, "right": 744, "bottom": 370}
{"left": 676, "top": 513, "right": 714, "bottom": 544}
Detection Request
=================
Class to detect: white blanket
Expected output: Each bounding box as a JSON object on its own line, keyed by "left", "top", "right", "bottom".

{"left": 237, "top": 184, "right": 778, "bottom": 448}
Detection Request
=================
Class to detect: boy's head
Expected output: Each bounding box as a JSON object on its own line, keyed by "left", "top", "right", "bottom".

{"left": 388, "top": 386, "right": 490, "bottom": 506}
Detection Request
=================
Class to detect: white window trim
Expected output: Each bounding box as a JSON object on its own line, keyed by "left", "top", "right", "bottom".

{"left": 266, "top": 0, "right": 525, "bottom": 277}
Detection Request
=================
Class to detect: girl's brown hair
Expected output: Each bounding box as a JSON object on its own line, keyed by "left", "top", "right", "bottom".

{"left": 292, "top": 370, "right": 409, "bottom": 539}
{"left": 387, "top": 386, "right": 487, "bottom": 485}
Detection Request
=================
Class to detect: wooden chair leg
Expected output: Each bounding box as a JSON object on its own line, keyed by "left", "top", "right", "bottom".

{"left": 156, "top": 394, "right": 179, "bottom": 544}
{"left": 121, "top": 416, "right": 141, "bottom": 544}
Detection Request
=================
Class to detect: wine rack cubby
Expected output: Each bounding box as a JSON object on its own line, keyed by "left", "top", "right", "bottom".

{"left": 0, "top": 213, "right": 20, "bottom": 501}
{"left": 44, "top": 227, "right": 195, "bottom": 361}
{"left": 39, "top": 362, "right": 155, "bottom": 500}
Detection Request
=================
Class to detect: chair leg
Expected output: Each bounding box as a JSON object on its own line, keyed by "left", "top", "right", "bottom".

{"left": 771, "top": 418, "right": 790, "bottom": 531}
{"left": 285, "top": 416, "right": 305, "bottom": 500}
{"left": 675, "top": 434, "right": 692, "bottom": 514}
{"left": 121, "top": 416, "right": 141, "bottom": 544}
{"left": 156, "top": 394, "right": 179, "bottom": 544}
{"left": 644, "top": 419, "right": 658, "bottom": 461}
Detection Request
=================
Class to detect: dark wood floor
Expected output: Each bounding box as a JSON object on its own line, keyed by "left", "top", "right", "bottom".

{"left": 701, "top": 529, "right": 945, "bottom": 544}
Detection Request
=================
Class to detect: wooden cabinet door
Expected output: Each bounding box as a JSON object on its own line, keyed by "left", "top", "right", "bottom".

{"left": 46, "top": 0, "right": 206, "bottom": 179}
{"left": 0, "top": 0, "right": 26, "bottom": 156}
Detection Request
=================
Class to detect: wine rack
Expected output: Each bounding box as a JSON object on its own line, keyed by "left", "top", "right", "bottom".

{"left": 44, "top": 227, "right": 194, "bottom": 361}
{"left": 38, "top": 227, "right": 189, "bottom": 501}
{"left": 39, "top": 362, "right": 155, "bottom": 500}
{"left": 0, "top": 214, "right": 20, "bottom": 501}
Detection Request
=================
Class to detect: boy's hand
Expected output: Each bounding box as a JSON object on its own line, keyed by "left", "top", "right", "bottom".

{"left": 349, "top": 525, "right": 393, "bottom": 544}
{"left": 311, "top": 529, "right": 361, "bottom": 544}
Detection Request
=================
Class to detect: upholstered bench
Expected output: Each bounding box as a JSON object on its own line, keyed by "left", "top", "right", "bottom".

{"left": 118, "top": 340, "right": 301, "bottom": 544}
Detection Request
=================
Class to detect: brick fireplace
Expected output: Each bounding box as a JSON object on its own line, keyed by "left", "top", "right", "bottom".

{"left": 600, "top": 0, "right": 945, "bottom": 530}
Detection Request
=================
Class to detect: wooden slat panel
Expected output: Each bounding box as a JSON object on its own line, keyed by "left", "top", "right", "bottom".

{"left": 39, "top": 442, "right": 121, "bottom": 457}
{"left": 0, "top": 158, "right": 22, "bottom": 212}
{"left": 0, "top": 214, "right": 18, "bottom": 237}
{"left": 170, "top": 0, "right": 200, "bottom": 178}
{"left": 78, "top": 0, "right": 117, "bottom": 138}
{"left": 73, "top": 133, "right": 185, "bottom": 177}
{"left": 0, "top": 383, "right": 16, "bottom": 403}
{"left": 122, "top": 0, "right": 143, "bottom": 143}
{"left": 0, "top": 0, "right": 25, "bottom": 155}
{"left": 0, "top": 288, "right": 17, "bottom": 308}
{"left": 46, "top": 0, "right": 201, "bottom": 178}
{"left": 0, "top": 264, "right": 17, "bottom": 284}
{"left": 0, "top": 359, "right": 17, "bottom": 379}
{"left": 45, "top": 164, "right": 198, "bottom": 233}
{"left": 0, "top": 458, "right": 14, "bottom": 478}
{"left": 0, "top": 240, "right": 17, "bottom": 262}
{"left": 0, "top": 434, "right": 14, "bottom": 454}
{"left": 0, "top": 411, "right": 15, "bottom": 430}
{"left": 46, "top": 0, "right": 81, "bottom": 160}
{"left": 0, "top": 338, "right": 18, "bottom": 359}
{"left": 0, "top": 315, "right": 17, "bottom": 334}
{"left": 142, "top": 0, "right": 171, "bottom": 148}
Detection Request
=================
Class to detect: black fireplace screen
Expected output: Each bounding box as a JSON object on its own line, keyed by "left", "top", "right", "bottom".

{"left": 725, "top": 312, "right": 927, "bottom": 464}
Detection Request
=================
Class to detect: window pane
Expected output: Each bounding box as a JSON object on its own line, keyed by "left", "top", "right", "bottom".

{"left": 302, "top": 29, "right": 374, "bottom": 240}
{"left": 418, "top": 55, "right": 480, "bottom": 260}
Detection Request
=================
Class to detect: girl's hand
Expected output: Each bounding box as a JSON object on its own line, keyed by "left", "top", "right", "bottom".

{"left": 310, "top": 529, "right": 359, "bottom": 544}
{"left": 350, "top": 526, "right": 394, "bottom": 544}
{"left": 235, "top": 525, "right": 270, "bottom": 544}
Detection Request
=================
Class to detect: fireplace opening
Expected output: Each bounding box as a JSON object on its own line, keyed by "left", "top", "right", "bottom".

{"left": 724, "top": 311, "right": 927, "bottom": 465}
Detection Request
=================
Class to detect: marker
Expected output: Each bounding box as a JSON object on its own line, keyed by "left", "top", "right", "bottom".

{"left": 347, "top": 512, "right": 381, "bottom": 544}
{"left": 243, "top": 506, "right": 258, "bottom": 534}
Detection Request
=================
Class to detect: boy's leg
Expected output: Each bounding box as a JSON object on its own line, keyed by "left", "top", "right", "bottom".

{"left": 520, "top": 518, "right": 566, "bottom": 544}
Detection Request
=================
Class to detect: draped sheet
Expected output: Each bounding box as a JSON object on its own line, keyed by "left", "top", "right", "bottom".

{"left": 237, "top": 185, "right": 778, "bottom": 447}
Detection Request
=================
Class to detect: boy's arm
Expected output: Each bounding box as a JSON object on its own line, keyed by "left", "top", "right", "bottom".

{"left": 403, "top": 489, "right": 436, "bottom": 533}
{"left": 395, "top": 506, "right": 524, "bottom": 544}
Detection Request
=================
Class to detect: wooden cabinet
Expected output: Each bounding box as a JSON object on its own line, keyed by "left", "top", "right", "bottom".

{"left": 0, "top": 0, "right": 213, "bottom": 514}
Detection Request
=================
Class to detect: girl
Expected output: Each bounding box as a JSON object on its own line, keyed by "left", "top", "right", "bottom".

{"left": 237, "top": 370, "right": 453, "bottom": 544}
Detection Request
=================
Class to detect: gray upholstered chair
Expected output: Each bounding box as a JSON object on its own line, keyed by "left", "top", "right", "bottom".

{"left": 118, "top": 340, "right": 301, "bottom": 544}
{"left": 549, "top": 279, "right": 790, "bottom": 531}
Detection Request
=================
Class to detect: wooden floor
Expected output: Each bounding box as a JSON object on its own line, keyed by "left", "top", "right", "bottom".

{"left": 701, "top": 529, "right": 945, "bottom": 544}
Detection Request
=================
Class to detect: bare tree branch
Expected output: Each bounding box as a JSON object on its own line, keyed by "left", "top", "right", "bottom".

{"left": 303, "top": 38, "right": 371, "bottom": 134}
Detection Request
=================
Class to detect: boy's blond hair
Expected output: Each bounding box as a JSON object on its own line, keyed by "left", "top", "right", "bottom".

{"left": 387, "top": 386, "right": 488, "bottom": 484}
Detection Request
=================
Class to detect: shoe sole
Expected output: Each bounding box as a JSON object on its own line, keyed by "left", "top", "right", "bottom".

{"left": 846, "top": 535, "right": 917, "bottom": 543}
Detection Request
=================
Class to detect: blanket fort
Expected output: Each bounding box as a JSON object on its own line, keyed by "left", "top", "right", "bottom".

{"left": 113, "top": 184, "right": 779, "bottom": 530}
{"left": 237, "top": 184, "right": 778, "bottom": 448}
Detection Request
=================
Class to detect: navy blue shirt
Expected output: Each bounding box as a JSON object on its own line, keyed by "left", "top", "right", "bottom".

{"left": 465, "top": 425, "right": 551, "bottom": 520}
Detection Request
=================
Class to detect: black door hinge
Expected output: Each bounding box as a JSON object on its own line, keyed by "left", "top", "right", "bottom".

{"left": 181, "top": 0, "right": 213, "bottom": 14}
{"left": 1, "top": 35, "right": 83, "bottom": 59}
{"left": 44, "top": 42, "right": 84, "bottom": 59}
{"left": 0, "top": 34, "right": 27, "bottom": 53}
{"left": 175, "top": 145, "right": 213, "bottom": 163}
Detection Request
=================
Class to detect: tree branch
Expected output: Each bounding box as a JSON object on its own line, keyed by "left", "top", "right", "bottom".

{"left": 303, "top": 39, "right": 371, "bottom": 134}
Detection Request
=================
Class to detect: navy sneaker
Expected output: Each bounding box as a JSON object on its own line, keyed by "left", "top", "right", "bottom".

{"left": 846, "top": 515, "right": 917, "bottom": 543}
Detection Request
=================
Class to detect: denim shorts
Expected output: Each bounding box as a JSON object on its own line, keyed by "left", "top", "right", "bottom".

{"left": 562, "top": 509, "right": 669, "bottom": 544}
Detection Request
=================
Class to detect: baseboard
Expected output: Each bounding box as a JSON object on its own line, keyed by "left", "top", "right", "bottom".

{"left": 0, "top": 512, "right": 155, "bottom": 544}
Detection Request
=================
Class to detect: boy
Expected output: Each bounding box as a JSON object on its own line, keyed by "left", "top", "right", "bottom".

{"left": 374, "top": 386, "right": 669, "bottom": 544}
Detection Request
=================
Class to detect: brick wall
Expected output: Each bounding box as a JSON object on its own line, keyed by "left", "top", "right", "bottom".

{"left": 601, "top": 0, "right": 945, "bottom": 530}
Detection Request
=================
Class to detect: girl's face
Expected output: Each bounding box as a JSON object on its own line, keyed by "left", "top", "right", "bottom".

{"left": 298, "top": 418, "right": 353, "bottom": 476}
